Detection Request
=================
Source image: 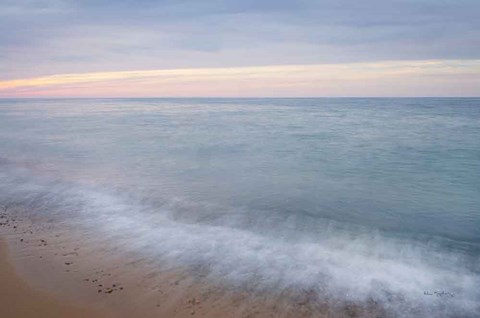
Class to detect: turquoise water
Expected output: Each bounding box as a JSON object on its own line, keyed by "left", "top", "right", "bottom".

{"left": 0, "top": 98, "right": 479, "bottom": 316}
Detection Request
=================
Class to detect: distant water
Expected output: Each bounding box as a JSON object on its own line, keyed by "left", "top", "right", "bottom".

{"left": 0, "top": 98, "right": 479, "bottom": 316}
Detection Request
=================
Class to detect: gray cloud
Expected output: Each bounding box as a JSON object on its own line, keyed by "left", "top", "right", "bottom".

{"left": 1, "top": 0, "right": 479, "bottom": 79}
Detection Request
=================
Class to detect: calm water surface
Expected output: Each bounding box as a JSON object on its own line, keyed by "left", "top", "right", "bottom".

{"left": 0, "top": 98, "right": 479, "bottom": 316}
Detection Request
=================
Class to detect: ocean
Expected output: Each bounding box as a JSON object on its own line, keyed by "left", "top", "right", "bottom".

{"left": 0, "top": 98, "right": 479, "bottom": 316}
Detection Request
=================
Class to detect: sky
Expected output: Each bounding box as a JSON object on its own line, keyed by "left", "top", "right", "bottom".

{"left": 1, "top": 0, "right": 479, "bottom": 97}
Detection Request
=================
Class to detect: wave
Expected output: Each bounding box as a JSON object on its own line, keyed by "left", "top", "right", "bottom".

{"left": 0, "top": 162, "right": 479, "bottom": 317}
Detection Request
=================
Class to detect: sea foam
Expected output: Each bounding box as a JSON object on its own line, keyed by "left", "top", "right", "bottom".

{"left": 1, "top": 164, "right": 478, "bottom": 317}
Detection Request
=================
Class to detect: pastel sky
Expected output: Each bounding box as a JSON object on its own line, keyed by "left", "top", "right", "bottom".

{"left": 1, "top": 0, "right": 479, "bottom": 97}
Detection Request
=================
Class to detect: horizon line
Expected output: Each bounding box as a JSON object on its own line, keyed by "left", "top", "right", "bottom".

{"left": 1, "top": 96, "right": 479, "bottom": 100}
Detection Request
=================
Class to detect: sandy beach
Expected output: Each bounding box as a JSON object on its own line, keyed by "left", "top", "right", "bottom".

{"left": 0, "top": 238, "right": 115, "bottom": 318}
{"left": 0, "top": 211, "right": 276, "bottom": 318}
{"left": 0, "top": 208, "right": 387, "bottom": 318}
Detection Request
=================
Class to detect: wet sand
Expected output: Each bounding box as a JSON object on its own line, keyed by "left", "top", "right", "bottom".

{"left": 0, "top": 238, "right": 115, "bottom": 318}
{"left": 0, "top": 207, "right": 385, "bottom": 318}
{"left": 0, "top": 211, "right": 283, "bottom": 318}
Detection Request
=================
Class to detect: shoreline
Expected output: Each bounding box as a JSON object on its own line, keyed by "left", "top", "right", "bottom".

{"left": 0, "top": 212, "right": 294, "bottom": 318}
{"left": 0, "top": 208, "right": 382, "bottom": 318}
{"left": 2, "top": 204, "right": 471, "bottom": 318}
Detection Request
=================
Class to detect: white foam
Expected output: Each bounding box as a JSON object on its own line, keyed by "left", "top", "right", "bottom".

{"left": 1, "top": 166, "right": 479, "bottom": 317}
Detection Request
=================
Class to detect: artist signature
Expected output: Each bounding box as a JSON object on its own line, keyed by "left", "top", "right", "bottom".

{"left": 424, "top": 291, "right": 454, "bottom": 297}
